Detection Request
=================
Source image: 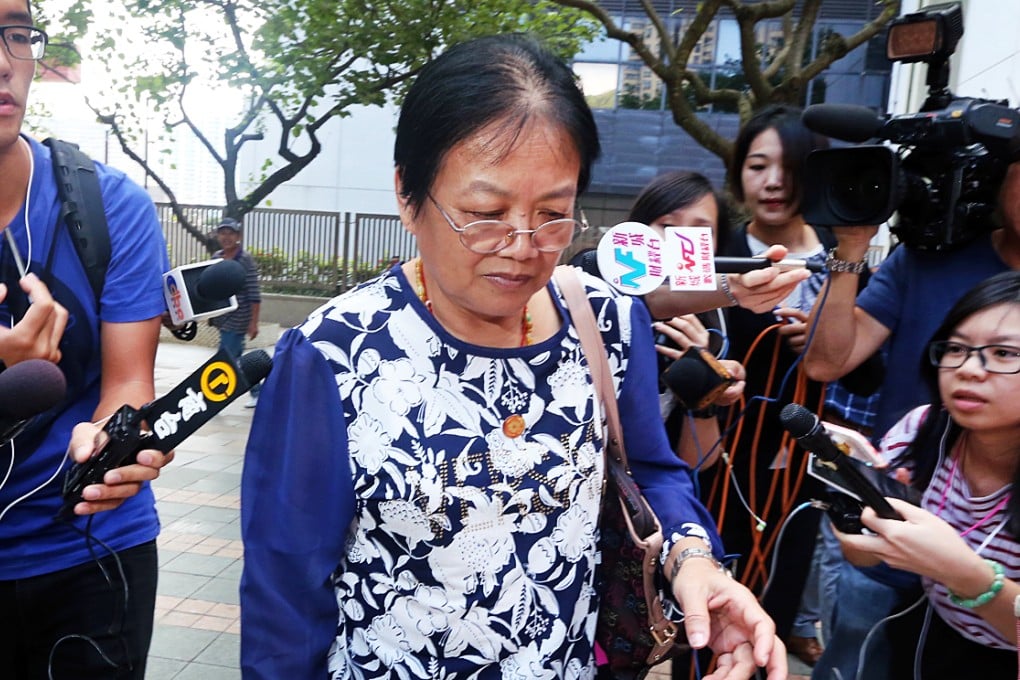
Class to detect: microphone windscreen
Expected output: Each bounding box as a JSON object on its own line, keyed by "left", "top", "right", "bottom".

{"left": 197, "top": 259, "right": 246, "bottom": 300}
{"left": 239, "top": 350, "right": 273, "bottom": 385}
{"left": 0, "top": 359, "right": 67, "bottom": 419}
{"left": 779, "top": 402, "right": 816, "bottom": 437}
{"left": 802, "top": 104, "right": 885, "bottom": 143}
{"left": 568, "top": 249, "right": 601, "bottom": 279}
{"left": 662, "top": 352, "right": 719, "bottom": 409}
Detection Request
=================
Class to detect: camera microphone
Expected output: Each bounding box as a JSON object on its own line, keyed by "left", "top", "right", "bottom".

{"left": 802, "top": 104, "right": 887, "bottom": 143}
{"left": 164, "top": 258, "right": 246, "bottom": 328}
{"left": 779, "top": 403, "right": 903, "bottom": 522}
{"left": 0, "top": 359, "right": 67, "bottom": 447}
{"left": 58, "top": 348, "right": 272, "bottom": 518}
{"left": 662, "top": 346, "right": 735, "bottom": 411}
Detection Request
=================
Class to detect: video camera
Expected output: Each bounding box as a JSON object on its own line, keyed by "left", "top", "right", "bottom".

{"left": 801, "top": 2, "right": 1020, "bottom": 251}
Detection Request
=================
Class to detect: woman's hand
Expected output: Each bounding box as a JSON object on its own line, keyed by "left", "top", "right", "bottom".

{"left": 654, "top": 315, "right": 711, "bottom": 357}
{"left": 714, "top": 360, "right": 746, "bottom": 407}
{"left": 839, "top": 499, "right": 981, "bottom": 581}
{"left": 728, "top": 245, "right": 811, "bottom": 314}
{"left": 67, "top": 421, "right": 174, "bottom": 516}
{"left": 671, "top": 556, "right": 787, "bottom": 679}
{"left": 773, "top": 307, "right": 809, "bottom": 354}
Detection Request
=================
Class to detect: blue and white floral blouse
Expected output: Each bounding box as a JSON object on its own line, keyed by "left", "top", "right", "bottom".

{"left": 240, "top": 266, "right": 721, "bottom": 679}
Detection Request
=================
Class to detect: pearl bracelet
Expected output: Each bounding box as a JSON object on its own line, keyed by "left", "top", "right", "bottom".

{"left": 948, "top": 560, "right": 1004, "bottom": 609}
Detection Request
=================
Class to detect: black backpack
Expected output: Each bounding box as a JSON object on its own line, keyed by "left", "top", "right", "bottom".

{"left": 43, "top": 138, "right": 110, "bottom": 307}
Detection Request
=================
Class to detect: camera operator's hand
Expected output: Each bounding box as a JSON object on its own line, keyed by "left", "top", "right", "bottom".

{"left": 728, "top": 245, "right": 811, "bottom": 313}
{"left": 66, "top": 420, "right": 175, "bottom": 516}
{"left": 831, "top": 225, "right": 879, "bottom": 261}
{"left": 0, "top": 274, "right": 68, "bottom": 366}
{"left": 773, "top": 307, "right": 810, "bottom": 354}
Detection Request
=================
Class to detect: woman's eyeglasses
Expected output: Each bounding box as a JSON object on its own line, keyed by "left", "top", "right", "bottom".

{"left": 928, "top": 340, "right": 1020, "bottom": 374}
{"left": 430, "top": 196, "right": 586, "bottom": 254}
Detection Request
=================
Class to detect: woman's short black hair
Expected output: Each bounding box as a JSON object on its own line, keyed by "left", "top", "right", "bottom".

{"left": 627, "top": 170, "right": 732, "bottom": 253}
{"left": 904, "top": 270, "right": 1020, "bottom": 533}
{"left": 394, "top": 34, "right": 601, "bottom": 218}
{"left": 919, "top": 270, "right": 1020, "bottom": 399}
{"left": 727, "top": 104, "right": 829, "bottom": 209}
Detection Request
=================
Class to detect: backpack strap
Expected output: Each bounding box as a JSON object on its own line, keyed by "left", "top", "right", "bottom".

{"left": 43, "top": 138, "right": 110, "bottom": 307}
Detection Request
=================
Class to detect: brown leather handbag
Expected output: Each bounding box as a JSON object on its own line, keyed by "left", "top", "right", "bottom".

{"left": 555, "top": 267, "right": 689, "bottom": 679}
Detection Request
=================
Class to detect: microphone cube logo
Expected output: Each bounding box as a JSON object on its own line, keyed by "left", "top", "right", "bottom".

{"left": 595, "top": 222, "right": 666, "bottom": 296}
{"left": 165, "top": 274, "right": 188, "bottom": 325}
{"left": 200, "top": 361, "right": 238, "bottom": 402}
{"left": 666, "top": 227, "right": 716, "bottom": 291}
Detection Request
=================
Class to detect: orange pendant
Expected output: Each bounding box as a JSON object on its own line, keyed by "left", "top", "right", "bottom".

{"left": 502, "top": 414, "right": 525, "bottom": 438}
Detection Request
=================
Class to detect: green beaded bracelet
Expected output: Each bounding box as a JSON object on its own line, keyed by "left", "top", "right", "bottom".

{"left": 948, "top": 560, "right": 1005, "bottom": 609}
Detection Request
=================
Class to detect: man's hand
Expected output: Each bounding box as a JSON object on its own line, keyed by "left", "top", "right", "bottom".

{"left": 0, "top": 274, "right": 68, "bottom": 365}
{"left": 67, "top": 420, "right": 174, "bottom": 516}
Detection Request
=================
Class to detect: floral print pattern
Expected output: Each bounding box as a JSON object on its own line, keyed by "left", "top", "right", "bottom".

{"left": 297, "top": 271, "right": 633, "bottom": 679}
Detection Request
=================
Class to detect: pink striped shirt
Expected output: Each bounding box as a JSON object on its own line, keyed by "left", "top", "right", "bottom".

{"left": 880, "top": 405, "right": 1016, "bottom": 649}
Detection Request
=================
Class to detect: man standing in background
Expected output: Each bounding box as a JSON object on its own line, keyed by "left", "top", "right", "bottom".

{"left": 211, "top": 216, "right": 262, "bottom": 407}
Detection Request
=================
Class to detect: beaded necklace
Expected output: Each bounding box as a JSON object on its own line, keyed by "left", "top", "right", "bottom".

{"left": 413, "top": 258, "right": 533, "bottom": 347}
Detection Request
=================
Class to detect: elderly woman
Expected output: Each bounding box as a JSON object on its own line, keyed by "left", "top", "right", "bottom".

{"left": 240, "top": 34, "right": 795, "bottom": 679}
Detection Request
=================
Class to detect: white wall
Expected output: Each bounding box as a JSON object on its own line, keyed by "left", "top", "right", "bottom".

{"left": 236, "top": 101, "right": 400, "bottom": 216}
{"left": 890, "top": 0, "right": 1020, "bottom": 114}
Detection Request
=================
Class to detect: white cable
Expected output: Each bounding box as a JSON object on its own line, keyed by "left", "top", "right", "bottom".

{"left": 0, "top": 443, "right": 13, "bottom": 495}
{"left": 853, "top": 589, "right": 927, "bottom": 680}
{"left": 758, "top": 501, "right": 820, "bottom": 602}
{"left": 21, "top": 135, "right": 33, "bottom": 269}
{"left": 721, "top": 450, "right": 769, "bottom": 531}
{"left": 0, "top": 452, "right": 67, "bottom": 522}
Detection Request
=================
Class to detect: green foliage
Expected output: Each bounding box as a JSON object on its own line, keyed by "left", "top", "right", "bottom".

{"left": 248, "top": 247, "right": 395, "bottom": 296}
{"left": 552, "top": 0, "right": 901, "bottom": 163}
{"left": 43, "top": 0, "right": 600, "bottom": 251}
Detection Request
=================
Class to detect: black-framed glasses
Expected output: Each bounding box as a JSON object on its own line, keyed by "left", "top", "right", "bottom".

{"left": 429, "top": 195, "right": 587, "bottom": 254}
{"left": 928, "top": 340, "right": 1020, "bottom": 374}
{"left": 0, "top": 25, "right": 47, "bottom": 61}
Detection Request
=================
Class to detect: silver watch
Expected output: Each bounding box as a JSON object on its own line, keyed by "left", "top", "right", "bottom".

{"left": 825, "top": 247, "right": 868, "bottom": 274}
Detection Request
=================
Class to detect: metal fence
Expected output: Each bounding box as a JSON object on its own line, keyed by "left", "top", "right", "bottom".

{"left": 156, "top": 204, "right": 416, "bottom": 296}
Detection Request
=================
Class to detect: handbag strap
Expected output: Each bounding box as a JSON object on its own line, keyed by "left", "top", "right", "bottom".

{"left": 553, "top": 265, "right": 628, "bottom": 469}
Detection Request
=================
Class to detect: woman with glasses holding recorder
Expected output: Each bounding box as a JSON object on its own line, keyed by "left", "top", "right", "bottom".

{"left": 835, "top": 270, "right": 1020, "bottom": 679}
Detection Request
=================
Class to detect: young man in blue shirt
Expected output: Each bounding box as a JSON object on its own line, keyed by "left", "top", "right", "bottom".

{"left": 0, "top": 1, "right": 172, "bottom": 676}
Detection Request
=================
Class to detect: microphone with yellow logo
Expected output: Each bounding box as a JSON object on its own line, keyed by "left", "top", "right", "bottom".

{"left": 58, "top": 348, "right": 272, "bottom": 519}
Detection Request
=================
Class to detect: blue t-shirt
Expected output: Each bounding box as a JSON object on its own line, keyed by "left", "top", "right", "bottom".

{"left": 856, "top": 235, "right": 1009, "bottom": 437}
{"left": 0, "top": 136, "right": 169, "bottom": 579}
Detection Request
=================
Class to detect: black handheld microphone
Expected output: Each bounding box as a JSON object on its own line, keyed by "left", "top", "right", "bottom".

{"left": 662, "top": 347, "right": 735, "bottom": 410}
{"left": 163, "top": 258, "right": 246, "bottom": 330}
{"left": 0, "top": 359, "right": 67, "bottom": 447}
{"left": 779, "top": 403, "right": 903, "bottom": 522}
{"left": 59, "top": 348, "right": 272, "bottom": 518}
{"left": 802, "top": 104, "right": 888, "bottom": 143}
{"left": 713, "top": 257, "right": 824, "bottom": 274}
{"left": 572, "top": 250, "right": 822, "bottom": 278}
